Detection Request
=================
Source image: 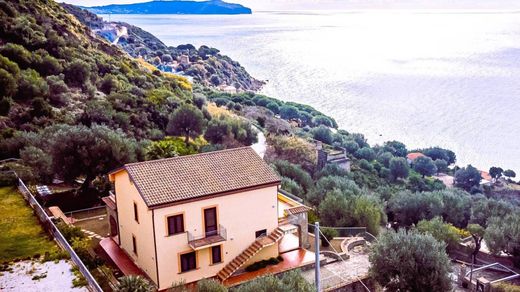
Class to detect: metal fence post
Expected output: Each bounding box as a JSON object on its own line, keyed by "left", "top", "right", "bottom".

{"left": 315, "top": 221, "right": 321, "bottom": 292}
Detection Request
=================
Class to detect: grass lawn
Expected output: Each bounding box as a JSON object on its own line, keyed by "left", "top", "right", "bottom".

{"left": 0, "top": 186, "right": 59, "bottom": 263}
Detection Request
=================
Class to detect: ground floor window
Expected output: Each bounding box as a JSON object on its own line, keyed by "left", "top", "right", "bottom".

{"left": 255, "top": 229, "right": 267, "bottom": 238}
{"left": 180, "top": 251, "right": 197, "bottom": 272}
{"left": 211, "top": 245, "right": 222, "bottom": 264}
{"left": 132, "top": 235, "right": 137, "bottom": 256}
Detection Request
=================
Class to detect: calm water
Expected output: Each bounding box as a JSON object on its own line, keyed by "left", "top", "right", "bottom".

{"left": 107, "top": 11, "right": 520, "bottom": 172}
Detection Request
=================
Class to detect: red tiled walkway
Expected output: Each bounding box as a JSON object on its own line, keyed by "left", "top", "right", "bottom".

{"left": 100, "top": 237, "right": 147, "bottom": 277}
{"left": 279, "top": 233, "right": 300, "bottom": 253}
{"left": 223, "top": 248, "right": 315, "bottom": 287}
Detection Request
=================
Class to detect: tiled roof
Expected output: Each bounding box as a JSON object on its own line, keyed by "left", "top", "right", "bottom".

{"left": 122, "top": 147, "right": 280, "bottom": 207}
{"left": 406, "top": 152, "right": 426, "bottom": 161}
{"left": 285, "top": 205, "right": 312, "bottom": 216}
{"left": 480, "top": 170, "right": 492, "bottom": 181}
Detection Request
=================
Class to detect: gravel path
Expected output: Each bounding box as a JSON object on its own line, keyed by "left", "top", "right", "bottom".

{"left": 0, "top": 260, "right": 88, "bottom": 292}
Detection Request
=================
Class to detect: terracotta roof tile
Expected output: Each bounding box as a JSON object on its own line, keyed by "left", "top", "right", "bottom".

{"left": 406, "top": 152, "right": 426, "bottom": 161}
{"left": 123, "top": 147, "right": 280, "bottom": 207}
{"left": 285, "top": 205, "right": 312, "bottom": 215}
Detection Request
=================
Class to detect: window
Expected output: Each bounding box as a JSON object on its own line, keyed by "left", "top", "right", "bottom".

{"left": 211, "top": 245, "right": 222, "bottom": 264}
{"left": 133, "top": 202, "right": 139, "bottom": 223}
{"left": 132, "top": 235, "right": 137, "bottom": 256}
{"left": 180, "top": 252, "right": 197, "bottom": 272}
{"left": 255, "top": 229, "right": 267, "bottom": 238}
{"left": 167, "top": 214, "right": 184, "bottom": 236}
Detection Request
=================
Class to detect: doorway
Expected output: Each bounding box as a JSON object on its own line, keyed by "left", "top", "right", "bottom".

{"left": 204, "top": 207, "right": 217, "bottom": 237}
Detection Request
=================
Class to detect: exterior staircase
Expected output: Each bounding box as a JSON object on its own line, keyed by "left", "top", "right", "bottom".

{"left": 217, "top": 227, "right": 285, "bottom": 282}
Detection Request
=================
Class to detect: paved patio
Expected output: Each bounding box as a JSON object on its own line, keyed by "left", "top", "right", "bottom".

{"left": 279, "top": 233, "right": 300, "bottom": 253}
{"left": 301, "top": 245, "right": 370, "bottom": 290}
{"left": 99, "top": 237, "right": 147, "bottom": 277}
{"left": 223, "top": 248, "right": 316, "bottom": 287}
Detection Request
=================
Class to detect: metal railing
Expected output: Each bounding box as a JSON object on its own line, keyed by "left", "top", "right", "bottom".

{"left": 67, "top": 206, "right": 107, "bottom": 222}
{"left": 187, "top": 224, "right": 227, "bottom": 243}
{"left": 16, "top": 177, "right": 103, "bottom": 292}
{"left": 308, "top": 225, "right": 367, "bottom": 238}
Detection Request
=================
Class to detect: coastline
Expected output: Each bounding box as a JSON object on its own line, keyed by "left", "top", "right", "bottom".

{"left": 82, "top": 10, "right": 520, "bottom": 176}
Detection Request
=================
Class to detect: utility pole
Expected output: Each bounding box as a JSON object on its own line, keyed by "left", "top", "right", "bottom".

{"left": 315, "top": 221, "right": 321, "bottom": 292}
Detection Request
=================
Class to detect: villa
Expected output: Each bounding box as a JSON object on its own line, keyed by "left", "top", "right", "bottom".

{"left": 101, "top": 147, "right": 313, "bottom": 290}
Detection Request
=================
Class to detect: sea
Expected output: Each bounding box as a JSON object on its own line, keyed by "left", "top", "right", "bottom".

{"left": 104, "top": 10, "right": 520, "bottom": 173}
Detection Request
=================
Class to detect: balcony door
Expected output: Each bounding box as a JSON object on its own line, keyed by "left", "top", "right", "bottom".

{"left": 204, "top": 207, "right": 217, "bottom": 237}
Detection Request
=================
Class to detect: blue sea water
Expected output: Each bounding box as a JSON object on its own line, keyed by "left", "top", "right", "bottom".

{"left": 106, "top": 11, "right": 520, "bottom": 173}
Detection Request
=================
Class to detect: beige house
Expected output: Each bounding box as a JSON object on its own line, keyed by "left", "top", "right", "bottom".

{"left": 104, "top": 147, "right": 311, "bottom": 290}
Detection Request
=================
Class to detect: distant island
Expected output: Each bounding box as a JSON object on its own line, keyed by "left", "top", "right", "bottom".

{"left": 83, "top": 0, "right": 252, "bottom": 15}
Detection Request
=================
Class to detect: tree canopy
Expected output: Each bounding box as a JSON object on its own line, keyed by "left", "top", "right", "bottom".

{"left": 369, "top": 229, "right": 452, "bottom": 292}
{"left": 413, "top": 156, "right": 437, "bottom": 177}
{"left": 454, "top": 165, "right": 481, "bottom": 192}
{"left": 167, "top": 104, "right": 206, "bottom": 145}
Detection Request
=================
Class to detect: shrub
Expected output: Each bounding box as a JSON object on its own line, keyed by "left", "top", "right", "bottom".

{"left": 116, "top": 275, "right": 154, "bottom": 292}
{"left": 279, "top": 105, "right": 299, "bottom": 120}
{"left": 16, "top": 69, "right": 48, "bottom": 100}
{"left": 196, "top": 278, "right": 227, "bottom": 292}
{"left": 359, "top": 159, "right": 373, "bottom": 171}
{"left": 245, "top": 257, "right": 282, "bottom": 272}
{"left": 193, "top": 94, "right": 206, "bottom": 109}
{"left": 266, "top": 102, "right": 280, "bottom": 114}
{"left": 377, "top": 152, "right": 394, "bottom": 168}
{"left": 311, "top": 125, "right": 333, "bottom": 144}
{"left": 56, "top": 221, "right": 86, "bottom": 242}
{"left": 0, "top": 97, "right": 11, "bottom": 116}
{"left": 233, "top": 270, "right": 313, "bottom": 292}
{"left": 0, "top": 43, "right": 32, "bottom": 68}
{"left": 493, "top": 283, "right": 520, "bottom": 292}
{"left": 320, "top": 227, "right": 338, "bottom": 247}
{"left": 64, "top": 60, "right": 90, "bottom": 87}
{"left": 312, "top": 115, "right": 334, "bottom": 127}
{"left": 99, "top": 74, "right": 120, "bottom": 94}
{"left": 281, "top": 177, "right": 304, "bottom": 198}
{"left": 0, "top": 171, "right": 17, "bottom": 186}
{"left": 204, "top": 118, "right": 230, "bottom": 144}
{"left": 355, "top": 147, "right": 376, "bottom": 161}
{"left": 416, "top": 217, "right": 460, "bottom": 250}
{"left": 0, "top": 68, "right": 17, "bottom": 98}
{"left": 271, "top": 160, "right": 313, "bottom": 192}
{"left": 30, "top": 97, "right": 52, "bottom": 117}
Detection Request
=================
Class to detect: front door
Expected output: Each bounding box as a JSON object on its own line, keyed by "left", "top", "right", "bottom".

{"left": 204, "top": 207, "right": 217, "bottom": 237}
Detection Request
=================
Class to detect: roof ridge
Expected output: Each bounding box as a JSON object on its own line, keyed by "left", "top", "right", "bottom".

{"left": 124, "top": 146, "right": 255, "bottom": 167}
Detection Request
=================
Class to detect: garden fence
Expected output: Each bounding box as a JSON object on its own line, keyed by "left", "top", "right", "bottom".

{"left": 16, "top": 176, "right": 104, "bottom": 292}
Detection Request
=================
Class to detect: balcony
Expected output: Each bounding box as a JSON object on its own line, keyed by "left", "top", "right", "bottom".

{"left": 187, "top": 224, "right": 227, "bottom": 250}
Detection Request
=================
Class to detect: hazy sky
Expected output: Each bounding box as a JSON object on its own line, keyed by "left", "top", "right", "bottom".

{"left": 61, "top": 0, "right": 520, "bottom": 11}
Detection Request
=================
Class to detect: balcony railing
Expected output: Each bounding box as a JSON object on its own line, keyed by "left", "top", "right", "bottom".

{"left": 187, "top": 224, "right": 227, "bottom": 250}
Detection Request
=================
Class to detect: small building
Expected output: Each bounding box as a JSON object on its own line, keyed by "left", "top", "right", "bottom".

{"left": 480, "top": 170, "right": 492, "bottom": 186}
{"left": 406, "top": 152, "right": 426, "bottom": 164}
{"left": 102, "top": 147, "right": 312, "bottom": 290}
{"left": 316, "top": 141, "right": 351, "bottom": 172}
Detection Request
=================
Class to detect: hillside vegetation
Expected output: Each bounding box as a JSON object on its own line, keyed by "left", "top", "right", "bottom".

{"left": 62, "top": 4, "right": 262, "bottom": 91}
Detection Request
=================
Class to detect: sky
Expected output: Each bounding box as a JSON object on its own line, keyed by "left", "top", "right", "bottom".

{"left": 60, "top": 0, "right": 520, "bottom": 11}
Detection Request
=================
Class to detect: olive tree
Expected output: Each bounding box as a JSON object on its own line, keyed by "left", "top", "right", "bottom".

{"left": 369, "top": 229, "right": 452, "bottom": 292}
{"left": 454, "top": 165, "right": 481, "bottom": 192}
{"left": 413, "top": 156, "right": 437, "bottom": 177}
{"left": 485, "top": 213, "right": 520, "bottom": 268}
{"left": 167, "top": 104, "right": 206, "bottom": 145}
{"left": 49, "top": 125, "right": 138, "bottom": 192}
{"left": 389, "top": 157, "right": 409, "bottom": 180}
